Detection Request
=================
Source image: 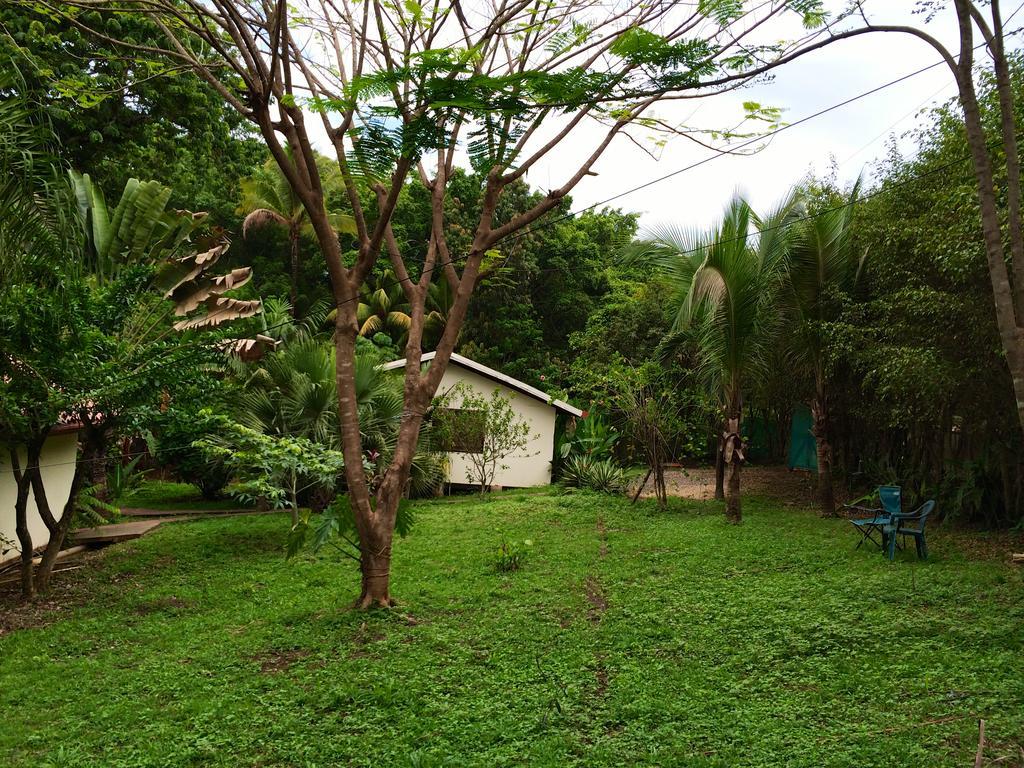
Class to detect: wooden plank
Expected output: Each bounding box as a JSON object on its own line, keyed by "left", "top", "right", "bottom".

{"left": 71, "top": 520, "right": 163, "bottom": 544}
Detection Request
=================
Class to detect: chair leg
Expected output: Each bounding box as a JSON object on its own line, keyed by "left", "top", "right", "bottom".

{"left": 917, "top": 535, "right": 928, "bottom": 560}
{"left": 854, "top": 528, "right": 865, "bottom": 549}
{"left": 884, "top": 531, "right": 896, "bottom": 561}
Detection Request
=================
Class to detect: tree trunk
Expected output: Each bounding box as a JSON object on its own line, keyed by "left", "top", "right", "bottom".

{"left": 334, "top": 297, "right": 408, "bottom": 609}
{"left": 952, "top": 1, "right": 1024, "bottom": 437}
{"left": 722, "top": 408, "right": 743, "bottom": 523}
{"left": 810, "top": 394, "right": 837, "bottom": 518}
{"left": 29, "top": 446, "right": 88, "bottom": 595}
{"left": 714, "top": 432, "right": 726, "bottom": 501}
{"left": 356, "top": 515, "right": 394, "bottom": 609}
{"left": 10, "top": 448, "right": 35, "bottom": 600}
{"left": 35, "top": 465, "right": 86, "bottom": 594}
{"left": 289, "top": 227, "right": 300, "bottom": 317}
{"left": 725, "top": 458, "right": 742, "bottom": 523}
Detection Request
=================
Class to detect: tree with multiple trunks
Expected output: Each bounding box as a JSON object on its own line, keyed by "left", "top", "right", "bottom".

{"left": 50, "top": 0, "right": 982, "bottom": 605}
{"left": 0, "top": 78, "right": 261, "bottom": 597}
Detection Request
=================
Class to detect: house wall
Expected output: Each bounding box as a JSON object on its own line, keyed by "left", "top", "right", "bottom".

{"left": 0, "top": 431, "right": 80, "bottom": 565}
{"left": 435, "top": 366, "right": 556, "bottom": 487}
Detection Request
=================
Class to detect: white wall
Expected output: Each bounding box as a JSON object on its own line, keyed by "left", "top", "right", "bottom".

{"left": 435, "top": 366, "right": 556, "bottom": 487}
{"left": 0, "top": 431, "right": 80, "bottom": 564}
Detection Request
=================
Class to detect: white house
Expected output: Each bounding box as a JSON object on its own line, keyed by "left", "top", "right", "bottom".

{"left": 0, "top": 424, "right": 82, "bottom": 565}
{"left": 382, "top": 352, "right": 582, "bottom": 488}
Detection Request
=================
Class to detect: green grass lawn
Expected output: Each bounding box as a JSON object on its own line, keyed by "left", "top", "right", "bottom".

{"left": 118, "top": 480, "right": 251, "bottom": 511}
{"left": 1, "top": 491, "right": 1022, "bottom": 767}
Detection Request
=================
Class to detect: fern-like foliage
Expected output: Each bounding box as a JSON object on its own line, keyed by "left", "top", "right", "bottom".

{"left": 76, "top": 484, "right": 120, "bottom": 526}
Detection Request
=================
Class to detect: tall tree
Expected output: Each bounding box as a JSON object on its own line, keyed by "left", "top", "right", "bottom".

{"left": 0, "top": 7, "right": 263, "bottom": 223}
{"left": 844, "top": 0, "right": 1024, "bottom": 443}
{"left": 632, "top": 197, "right": 793, "bottom": 522}
{"left": 58, "top": 0, "right": 859, "bottom": 606}
{"left": 785, "top": 183, "right": 865, "bottom": 517}
{"left": 238, "top": 153, "right": 356, "bottom": 314}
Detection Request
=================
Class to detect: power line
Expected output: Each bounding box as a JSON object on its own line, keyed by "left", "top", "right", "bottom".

{"left": 118, "top": 34, "right": 1023, "bottom": 352}
{"left": 329, "top": 35, "right": 1012, "bottom": 306}
{"left": 9, "top": 30, "right": 1013, "bottom": 413}
{"left": 5, "top": 144, "right": 989, "bottom": 473}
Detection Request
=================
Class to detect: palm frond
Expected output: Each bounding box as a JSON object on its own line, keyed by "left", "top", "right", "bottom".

{"left": 242, "top": 207, "right": 290, "bottom": 238}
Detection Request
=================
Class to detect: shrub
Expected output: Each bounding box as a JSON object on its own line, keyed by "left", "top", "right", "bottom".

{"left": 150, "top": 408, "right": 232, "bottom": 499}
{"left": 557, "top": 413, "right": 619, "bottom": 462}
{"left": 493, "top": 537, "right": 532, "bottom": 573}
{"left": 559, "top": 454, "right": 629, "bottom": 493}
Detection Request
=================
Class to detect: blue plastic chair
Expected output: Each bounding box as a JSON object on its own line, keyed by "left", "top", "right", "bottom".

{"left": 849, "top": 485, "right": 901, "bottom": 550}
{"left": 884, "top": 500, "right": 935, "bottom": 561}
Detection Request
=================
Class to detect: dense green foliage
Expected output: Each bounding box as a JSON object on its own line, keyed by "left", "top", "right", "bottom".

{"left": 2, "top": 490, "right": 1021, "bottom": 766}
{"left": 815, "top": 64, "right": 1024, "bottom": 525}
{"left": 0, "top": 6, "right": 263, "bottom": 223}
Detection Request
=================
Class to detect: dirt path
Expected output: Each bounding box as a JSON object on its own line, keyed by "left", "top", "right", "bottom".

{"left": 633, "top": 464, "right": 839, "bottom": 507}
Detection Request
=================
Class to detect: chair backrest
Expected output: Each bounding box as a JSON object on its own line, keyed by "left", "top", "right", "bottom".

{"left": 917, "top": 499, "right": 933, "bottom": 528}
{"left": 879, "top": 485, "right": 902, "bottom": 516}
{"left": 907, "top": 499, "right": 935, "bottom": 530}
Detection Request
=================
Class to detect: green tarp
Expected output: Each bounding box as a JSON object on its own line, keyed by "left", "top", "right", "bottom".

{"left": 788, "top": 403, "right": 817, "bottom": 471}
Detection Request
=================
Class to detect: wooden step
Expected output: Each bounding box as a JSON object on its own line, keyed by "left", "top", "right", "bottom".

{"left": 71, "top": 520, "right": 163, "bottom": 544}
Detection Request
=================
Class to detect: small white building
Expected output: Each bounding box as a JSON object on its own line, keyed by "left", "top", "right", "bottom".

{"left": 0, "top": 424, "right": 82, "bottom": 565}
{"left": 382, "top": 352, "right": 582, "bottom": 488}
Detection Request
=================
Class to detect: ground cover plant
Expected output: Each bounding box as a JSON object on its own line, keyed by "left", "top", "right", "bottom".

{"left": 1, "top": 491, "right": 1021, "bottom": 767}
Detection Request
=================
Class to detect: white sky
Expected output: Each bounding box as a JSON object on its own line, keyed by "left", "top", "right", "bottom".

{"left": 301, "top": 0, "right": 1017, "bottom": 230}
{"left": 530, "top": 0, "right": 982, "bottom": 230}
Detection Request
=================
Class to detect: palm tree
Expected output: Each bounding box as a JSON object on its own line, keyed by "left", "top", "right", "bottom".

{"left": 238, "top": 153, "right": 355, "bottom": 315}
{"left": 632, "top": 195, "right": 794, "bottom": 522}
{"left": 423, "top": 276, "right": 455, "bottom": 350}
{"left": 234, "top": 328, "right": 445, "bottom": 502}
{"left": 785, "top": 182, "right": 865, "bottom": 517}
{"left": 356, "top": 268, "right": 412, "bottom": 344}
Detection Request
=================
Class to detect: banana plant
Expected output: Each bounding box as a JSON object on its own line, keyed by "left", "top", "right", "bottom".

{"left": 71, "top": 171, "right": 263, "bottom": 332}
{"left": 70, "top": 171, "right": 196, "bottom": 283}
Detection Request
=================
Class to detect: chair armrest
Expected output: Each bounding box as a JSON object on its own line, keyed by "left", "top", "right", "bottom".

{"left": 892, "top": 514, "right": 925, "bottom": 528}
{"left": 843, "top": 504, "right": 882, "bottom": 515}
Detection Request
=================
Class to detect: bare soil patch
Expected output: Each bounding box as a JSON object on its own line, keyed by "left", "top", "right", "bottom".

{"left": 253, "top": 648, "right": 312, "bottom": 674}
{"left": 634, "top": 464, "right": 843, "bottom": 507}
{"left": 0, "top": 548, "right": 108, "bottom": 636}
{"left": 584, "top": 575, "right": 607, "bottom": 623}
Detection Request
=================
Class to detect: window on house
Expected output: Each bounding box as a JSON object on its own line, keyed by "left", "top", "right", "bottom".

{"left": 433, "top": 408, "right": 485, "bottom": 453}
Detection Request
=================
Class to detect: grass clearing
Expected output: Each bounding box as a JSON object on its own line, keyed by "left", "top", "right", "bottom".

{"left": 1, "top": 490, "right": 1022, "bottom": 767}
{"left": 118, "top": 481, "right": 248, "bottom": 511}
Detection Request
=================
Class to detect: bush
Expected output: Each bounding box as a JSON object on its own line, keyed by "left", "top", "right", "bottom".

{"left": 493, "top": 537, "right": 533, "bottom": 573}
{"left": 557, "top": 412, "right": 619, "bottom": 462}
{"left": 105, "top": 454, "right": 150, "bottom": 505}
{"left": 150, "top": 408, "right": 231, "bottom": 499}
{"left": 559, "top": 454, "right": 629, "bottom": 493}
